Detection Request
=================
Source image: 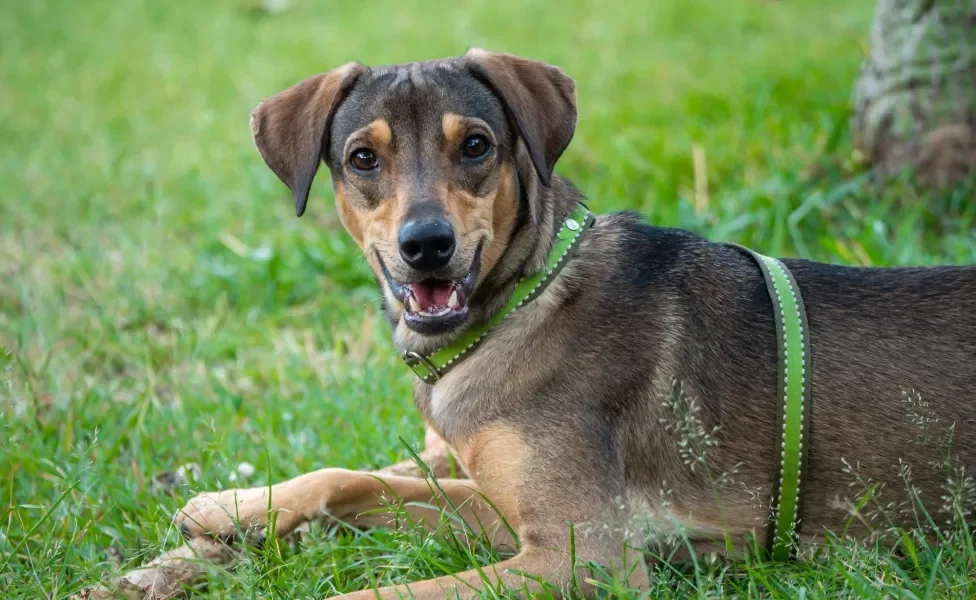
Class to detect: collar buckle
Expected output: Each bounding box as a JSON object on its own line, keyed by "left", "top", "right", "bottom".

{"left": 402, "top": 351, "right": 441, "bottom": 383}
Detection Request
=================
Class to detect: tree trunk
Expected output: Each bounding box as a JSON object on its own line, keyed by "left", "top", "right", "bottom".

{"left": 852, "top": 0, "right": 976, "bottom": 188}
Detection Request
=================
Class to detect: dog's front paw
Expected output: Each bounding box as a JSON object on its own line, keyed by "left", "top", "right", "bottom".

{"left": 175, "top": 486, "right": 303, "bottom": 541}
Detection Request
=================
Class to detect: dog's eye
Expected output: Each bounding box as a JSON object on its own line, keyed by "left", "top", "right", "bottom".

{"left": 461, "top": 135, "right": 490, "bottom": 160}
{"left": 349, "top": 148, "right": 378, "bottom": 171}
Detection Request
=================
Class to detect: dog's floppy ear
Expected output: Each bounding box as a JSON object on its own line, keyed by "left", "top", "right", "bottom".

{"left": 250, "top": 63, "right": 368, "bottom": 217}
{"left": 463, "top": 49, "right": 577, "bottom": 187}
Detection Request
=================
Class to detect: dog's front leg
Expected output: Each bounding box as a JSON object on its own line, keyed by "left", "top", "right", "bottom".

{"left": 176, "top": 425, "right": 463, "bottom": 541}
{"left": 175, "top": 469, "right": 510, "bottom": 548}
{"left": 376, "top": 426, "right": 464, "bottom": 479}
{"left": 75, "top": 434, "right": 464, "bottom": 599}
{"left": 330, "top": 469, "right": 650, "bottom": 598}
{"left": 334, "top": 548, "right": 574, "bottom": 600}
{"left": 333, "top": 537, "right": 648, "bottom": 600}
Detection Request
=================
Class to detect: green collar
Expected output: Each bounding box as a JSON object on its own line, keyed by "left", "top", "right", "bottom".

{"left": 402, "top": 203, "right": 595, "bottom": 384}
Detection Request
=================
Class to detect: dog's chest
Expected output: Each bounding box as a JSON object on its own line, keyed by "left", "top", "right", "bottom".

{"left": 423, "top": 362, "right": 508, "bottom": 444}
{"left": 419, "top": 296, "right": 560, "bottom": 444}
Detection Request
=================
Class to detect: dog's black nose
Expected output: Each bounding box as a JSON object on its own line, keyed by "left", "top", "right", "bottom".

{"left": 398, "top": 218, "right": 456, "bottom": 270}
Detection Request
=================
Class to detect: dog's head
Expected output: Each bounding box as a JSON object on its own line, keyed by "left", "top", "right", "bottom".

{"left": 250, "top": 49, "right": 576, "bottom": 345}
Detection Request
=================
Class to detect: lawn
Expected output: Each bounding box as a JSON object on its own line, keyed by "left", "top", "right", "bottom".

{"left": 2, "top": 0, "right": 976, "bottom": 598}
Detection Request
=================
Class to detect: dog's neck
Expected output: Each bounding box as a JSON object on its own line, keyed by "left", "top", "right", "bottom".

{"left": 476, "top": 172, "right": 583, "bottom": 320}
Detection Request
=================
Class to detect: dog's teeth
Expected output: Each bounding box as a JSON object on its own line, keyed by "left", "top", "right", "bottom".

{"left": 448, "top": 289, "right": 460, "bottom": 310}
{"left": 407, "top": 296, "right": 421, "bottom": 314}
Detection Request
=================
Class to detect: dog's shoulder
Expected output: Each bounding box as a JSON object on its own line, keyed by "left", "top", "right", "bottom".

{"left": 579, "top": 211, "right": 759, "bottom": 292}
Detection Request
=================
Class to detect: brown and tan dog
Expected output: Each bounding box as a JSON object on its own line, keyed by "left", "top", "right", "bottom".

{"left": 175, "top": 50, "right": 976, "bottom": 599}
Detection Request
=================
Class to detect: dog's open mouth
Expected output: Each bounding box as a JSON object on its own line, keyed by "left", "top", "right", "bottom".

{"left": 404, "top": 279, "right": 467, "bottom": 317}
{"left": 399, "top": 272, "right": 476, "bottom": 334}
{"left": 377, "top": 246, "right": 481, "bottom": 335}
{"left": 397, "top": 268, "right": 477, "bottom": 334}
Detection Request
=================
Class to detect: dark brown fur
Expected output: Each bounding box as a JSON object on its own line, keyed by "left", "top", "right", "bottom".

{"left": 176, "top": 50, "right": 976, "bottom": 599}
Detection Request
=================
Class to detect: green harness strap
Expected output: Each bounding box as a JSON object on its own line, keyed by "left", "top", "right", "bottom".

{"left": 729, "top": 244, "right": 813, "bottom": 561}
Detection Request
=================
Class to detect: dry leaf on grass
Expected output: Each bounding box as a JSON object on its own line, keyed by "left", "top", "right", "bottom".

{"left": 69, "top": 537, "right": 234, "bottom": 600}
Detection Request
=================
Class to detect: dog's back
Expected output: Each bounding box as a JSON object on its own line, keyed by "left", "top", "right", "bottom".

{"left": 790, "top": 258, "right": 976, "bottom": 536}
{"left": 572, "top": 214, "right": 976, "bottom": 545}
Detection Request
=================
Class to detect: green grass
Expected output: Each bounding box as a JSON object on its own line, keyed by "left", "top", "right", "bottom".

{"left": 2, "top": 0, "right": 976, "bottom": 598}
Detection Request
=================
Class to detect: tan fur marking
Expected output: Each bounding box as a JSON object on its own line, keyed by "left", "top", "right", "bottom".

{"left": 339, "top": 550, "right": 573, "bottom": 600}
{"left": 360, "top": 197, "right": 398, "bottom": 252}
{"left": 366, "top": 118, "right": 393, "bottom": 148}
{"left": 378, "top": 426, "right": 464, "bottom": 479}
{"left": 176, "top": 468, "right": 514, "bottom": 549}
{"left": 336, "top": 186, "right": 404, "bottom": 321}
{"left": 333, "top": 182, "right": 364, "bottom": 247}
{"left": 456, "top": 425, "right": 526, "bottom": 531}
{"left": 482, "top": 165, "right": 518, "bottom": 277}
{"left": 441, "top": 182, "right": 481, "bottom": 233}
{"left": 441, "top": 112, "right": 466, "bottom": 146}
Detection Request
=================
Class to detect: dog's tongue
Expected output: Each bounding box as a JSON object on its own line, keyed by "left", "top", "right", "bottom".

{"left": 410, "top": 281, "right": 454, "bottom": 310}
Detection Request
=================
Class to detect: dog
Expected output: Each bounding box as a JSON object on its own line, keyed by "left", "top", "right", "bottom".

{"left": 176, "top": 49, "right": 976, "bottom": 599}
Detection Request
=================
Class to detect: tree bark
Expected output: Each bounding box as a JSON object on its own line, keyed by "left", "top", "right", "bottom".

{"left": 853, "top": 0, "right": 976, "bottom": 187}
